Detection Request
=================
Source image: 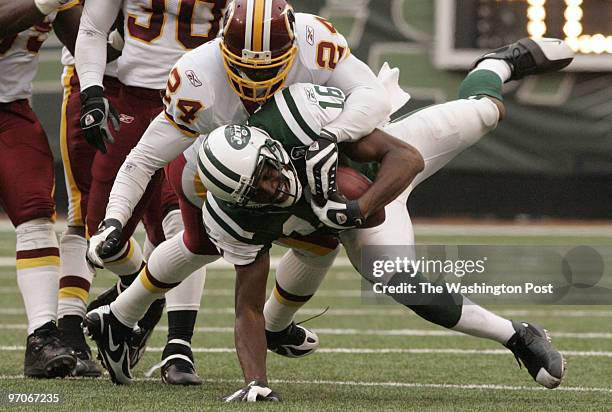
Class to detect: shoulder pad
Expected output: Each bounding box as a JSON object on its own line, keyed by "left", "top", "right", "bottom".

{"left": 294, "top": 13, "right": 350, "bottom": 72}
{"left": 163, "top": 48, "right": 216, "bottom": 136}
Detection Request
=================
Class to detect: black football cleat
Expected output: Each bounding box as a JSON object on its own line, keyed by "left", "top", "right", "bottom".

{"left": 86, "top": 282, "right": 120, "bottom": 313}
{"left": 24, "top": 321, "right": 77, "bottom": 378}
{"left": 505, "top": 320, "right": 566, "bottom": 389}
{"left": 145, "top": 340, "right": 202, "bottom": 385}
{"left": 72, "top": 346, "right": 104, "bottom": 378}
{"left": 58, "top": 315, "right": 103, "bottom": 378}
{"left": 161, "top": 356, "right": 202, "bottom": 386}
{"left": 266, "top": 322, "right": 319, "bottom": 358}
{"left": 129, "top": 298, "right": 165, "bottom": 367}
{"left": 84, "top": 305, "right": 133, "bottom": 385}
{"left": 472, "top": 37, "right": 574, "bottom": 81}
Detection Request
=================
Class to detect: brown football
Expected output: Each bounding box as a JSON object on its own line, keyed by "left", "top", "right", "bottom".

{"left": 337, "top": 166, "right": 385, "bottom": 228}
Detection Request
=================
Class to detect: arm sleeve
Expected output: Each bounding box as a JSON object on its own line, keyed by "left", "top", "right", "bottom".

{"left": 75, "top": 0, "right": 121, "bottom": 89}
{"left": 324, "top": 54, "right": 392, "bottom": 143}
{"left": 105, "top": 112, "right": 197, "bottom": 225}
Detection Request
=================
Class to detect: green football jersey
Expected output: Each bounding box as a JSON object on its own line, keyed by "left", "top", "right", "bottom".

{"left": 203, "top": 83, "right": 348, "bottom": 265}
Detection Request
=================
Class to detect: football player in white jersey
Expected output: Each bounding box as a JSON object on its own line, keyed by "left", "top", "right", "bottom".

{"left": 82, "top": 0, "right": 390, "bottom": 384}
{"left": 74, "top": 0, "right": 228, "bottom": 384}
{"left": 56, "top": 13, "right": 124, "bottom": 376}
{"left": 197, "top": 38, "right": 572, "bottom": 400}
{"left": 0, "top": 0, "right": 82, "bottom": 378}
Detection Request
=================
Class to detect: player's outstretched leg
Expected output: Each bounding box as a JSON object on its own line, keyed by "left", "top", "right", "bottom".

{"left": 156, "top": 209, "right": 204, "bottom": 386}
{"left": 263, "top": 246, "right": 339, "bottom": 358}
{"left": 472, "top": 37, "right": 573, "bottom": 81}
{"left": 504, "top": 320, "right": 565, "bottom": 389}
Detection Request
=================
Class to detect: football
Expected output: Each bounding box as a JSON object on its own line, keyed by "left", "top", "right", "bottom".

{"left": 337, "top": 166, "right": 385, "bottom": 228}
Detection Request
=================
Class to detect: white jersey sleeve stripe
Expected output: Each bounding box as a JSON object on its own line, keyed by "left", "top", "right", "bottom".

{"left": 273, "top": 90, "right": 314, "bottom": 145}
{"left": 207, "top": 195, "right": 256, "bottom": 240}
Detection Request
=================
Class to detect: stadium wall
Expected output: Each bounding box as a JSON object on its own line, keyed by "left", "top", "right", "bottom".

{"left": 27, "top": 0, "right": 612, "bottom": 219}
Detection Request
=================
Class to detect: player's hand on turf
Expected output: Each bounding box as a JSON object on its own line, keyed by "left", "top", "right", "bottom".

{"left": 305, "top": 128, "right": 339, "bottom": 200}
{"left": 223, "top": 380, "right": 281, "bottom": 402}
{"left": 311, "top": 193, "right": 365, "bottom": 230}
{"left": 87, "top": 219, "right": 123, "bottom": 269}
{"left": 80, "top": 85, "right": 120, "bottom": 154}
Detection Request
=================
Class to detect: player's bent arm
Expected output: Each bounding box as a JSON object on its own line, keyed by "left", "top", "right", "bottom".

{"left": 105, "top": 113, "right": 196, "bottom": 225}
{"left": 0, "top": 1, "right": 45, "bottom": 36}
{"left": 75, "top": 0, "right": 121, "bottom": 89}
{"left": 234, "top": 252, "right": 270, "bottom": 385}
{"left": 324, "top": 55, "right": 392, "bottom": 143}
{"left": 341, "top": 129, "right": 424, "bottom": 219}
{"left": 0, "top": 0, "right": 75, "bottom": 37}
{"left": 52, "top": 4, "right": 82, "bottom": 56}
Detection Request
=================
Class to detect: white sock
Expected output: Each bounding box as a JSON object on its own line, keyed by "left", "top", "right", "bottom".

{"left": 105, "top": 237, "right": 145, "bottom": 276}
{"left": 112, "top": 233, "right": 216, "bottom": 326}
{"left": 16, "top": 219, "right": 60, "bottom": 334}
{"left": 263, "top": 248, "right": 338, "bottom": 332}
{"left": 472, "top": 59, "right": 512, "bottom": 83}
{"left": 58, "top": 233, "right": 94, "bottom": 318}
{"left": 451, "top": 298, "right": 515, "bottom": 344}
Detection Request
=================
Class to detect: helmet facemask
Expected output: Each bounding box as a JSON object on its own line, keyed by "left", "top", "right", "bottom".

{"left": 235, "top": 139, "right": 301, "bottom": 208}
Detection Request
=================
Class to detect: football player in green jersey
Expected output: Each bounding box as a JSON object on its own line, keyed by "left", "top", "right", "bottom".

{"left": 85, "top": 37, "right": 572, "bottom": 398}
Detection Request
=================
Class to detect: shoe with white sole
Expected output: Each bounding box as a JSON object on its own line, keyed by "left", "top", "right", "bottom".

{"left": 472, "top": 37, "right": 574, "bottom": 81}
{"left": 505, "top": 320, "right": 566, "bottom": 389}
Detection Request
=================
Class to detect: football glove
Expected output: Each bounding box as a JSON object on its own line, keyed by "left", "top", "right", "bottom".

{"left": 87, "top": 219, "right": 123, "bottom": 269}
{"left": 223, "top": 380, "right": 281, "bottom": 402}
{"left": 80, "top": 85, "right": 120, "bottom": 154}
{"left": 311, "top": 193, "right": 365, "bottom": 231}
{"left": 305, "top": 128, "right": 339, "bottom": 200}
{"left": 34, "top": 0, "right": 72, "bottom": 15}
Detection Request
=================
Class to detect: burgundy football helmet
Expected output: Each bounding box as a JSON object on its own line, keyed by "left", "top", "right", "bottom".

{"left": 220, "top": 0, "right": 297, "bottom": 104}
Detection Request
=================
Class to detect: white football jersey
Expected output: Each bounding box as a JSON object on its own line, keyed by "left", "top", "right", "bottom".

{"left": 163, "top": 13, "right": 350, "bottom": 135}
{"left": 118, "top": 0, "right": 227, "bottom": 89}
{"left": 0, "top": 16, "right": 56, "bottom": 102}
{"left": 104, "top": 13, "right": 387, "bottom": 226}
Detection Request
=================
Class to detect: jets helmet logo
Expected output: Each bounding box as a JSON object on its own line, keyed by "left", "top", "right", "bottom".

{"left": 224, "top": 125, "right": 251, "bottom": 150}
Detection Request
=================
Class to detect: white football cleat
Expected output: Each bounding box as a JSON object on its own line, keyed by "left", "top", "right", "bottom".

{"left": 472, "top": 37, "right": 574, "bottom": 81}
{"left": 266, "top": 322, "right": 319, "bottom": 358}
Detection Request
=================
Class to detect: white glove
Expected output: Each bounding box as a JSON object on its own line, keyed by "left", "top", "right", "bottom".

{"left": 311, "top": 193, "right": 365, "bottom": 231}
{"left": 305, "top": 129, "right": 339, "bottom": 200}
{"left": 34, "top": 0, "right": 72, "bottom": 15}
{"left": 87, "top": 219, "right": 123, "bottom": 269}
{"left": 223, "top": 380, "right": 281, "bottom": 402}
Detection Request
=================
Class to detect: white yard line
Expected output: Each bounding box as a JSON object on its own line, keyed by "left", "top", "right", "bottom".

{"left": 0, "top": 374, "right": 609, "bottom": 394}
{"left": 0, "top": 345, "right": 611, "bottom": 358}
{"left": 0, "top": 256, "right": 353, "bottom": 269}
{"left": 2, "top": 219, "right": 612, "bottom": 235}
{"left": 1, "top": 324, "right": 611, "bottom": 340}
{"left": 1, "top": 307, "right": 612, "bottom": 318}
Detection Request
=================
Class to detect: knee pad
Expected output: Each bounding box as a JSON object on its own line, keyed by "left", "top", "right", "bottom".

{"left": 275, "top": 246, "right": 340, "bottom": 297}
{"left": 147, "top": 232, "right": 217, "bottom": 285}
{"left": 162, "top": 209, "right": 184, "bottom": 239}
{"left": 16, "top": 218, "right": 58, "bottom": 251}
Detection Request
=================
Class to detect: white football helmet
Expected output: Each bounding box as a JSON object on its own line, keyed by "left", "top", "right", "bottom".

{"left": 197, "top": 124, "right": 302, "bottom": 208}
